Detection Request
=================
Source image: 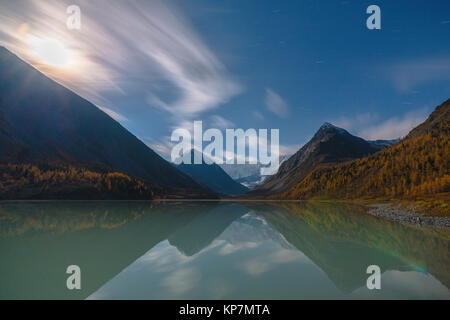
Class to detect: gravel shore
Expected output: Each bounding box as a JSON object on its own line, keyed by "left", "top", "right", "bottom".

{"left": 367, "top": 203, "right": 450, "bottom": 229}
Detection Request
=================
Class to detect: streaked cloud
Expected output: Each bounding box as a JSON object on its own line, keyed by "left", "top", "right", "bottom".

{"left": 333, "top": 108, "right": 429, "bottom": 140}
{"left": 143, "top": 139, "right": 172, "bottom": 159}
{"left": 387, "top": 57, "right": 450, "bottom": 92}
{"left": 161, "top": 267, "right": 201, "bottom": 296}
{"left": 333, "top": 113, "right": 379, "bottom": 132}
{"left": 252, "top": 111, "right": 264, "bottom": 120}
{"left": 218, "top": 242, "right": 260, "bottom": 255}
{"left": 140, "top": 135, "right": 177, "bottom": 160}
{"left": 278, "top": 144, "right": 300, "bottom": 156}
{"left": 209, "top": 115, "right": 235, "bottom": 129}
{"left": 97, "top": 106, "right": 128, "bottom": 123}
{"left": 0, "top": 0, "right": 242, "bottom": 123}
{"left": 265, "top": 88, "right": 289, "bottom": 117}
{"left": 239, "top": 249, "right": 307, "bottom": 277}
{"left": 359, "top": 109, "right": 429, "bottom": 140}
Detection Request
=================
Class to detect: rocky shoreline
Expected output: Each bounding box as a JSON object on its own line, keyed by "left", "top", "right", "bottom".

{"left": 367, "top": 203, "right": 450, "bottom": 229}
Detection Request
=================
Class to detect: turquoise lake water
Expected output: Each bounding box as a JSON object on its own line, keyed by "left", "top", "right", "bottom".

{"left": 0, "top": 201, "right": 449, "bottom": 300}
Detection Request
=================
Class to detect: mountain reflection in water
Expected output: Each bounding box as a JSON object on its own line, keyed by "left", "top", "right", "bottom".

{"left": 0, "top": 201, "right": 448, "bottom": 299}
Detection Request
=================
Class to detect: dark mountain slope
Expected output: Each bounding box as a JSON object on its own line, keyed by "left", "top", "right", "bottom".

{"left": 168, "top": 203, "right": 248, "bottom": 255}
{"left": 407, "top": 99, "right": 449, "bottom": 139}
{"left": 0, "top": 46, "right": 213, "bottom": 197}
{"left": 177, "top": 150, "right": 249, "bottom": 196}
{"left": 248, "top": 123, "right": 384, "bottom": 196}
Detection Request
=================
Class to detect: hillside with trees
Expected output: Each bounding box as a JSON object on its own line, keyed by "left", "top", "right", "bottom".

{"left": 0, "top": 163, "right": 168, "bottom": 200}
{"left": 279, "top": 99, "right": 450, "bottom": 212}
{"left": 0, "top": 46, "right": 215, "bottom": 199}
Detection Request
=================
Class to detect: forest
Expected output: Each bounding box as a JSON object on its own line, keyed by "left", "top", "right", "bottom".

{"left": 280, "top": 105, "right": 449, "bottom": 214}
{"left": 0, "top": 163, "right": 165, "bottom": 200}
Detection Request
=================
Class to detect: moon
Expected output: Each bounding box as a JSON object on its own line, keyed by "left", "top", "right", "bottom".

{"left": 32, "top": 38, "right": 73, "bottom": 68}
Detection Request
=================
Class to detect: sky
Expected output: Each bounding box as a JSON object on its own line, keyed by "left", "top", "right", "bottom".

{"left": 0, "top": 0, "right": 449, "bottom": 160}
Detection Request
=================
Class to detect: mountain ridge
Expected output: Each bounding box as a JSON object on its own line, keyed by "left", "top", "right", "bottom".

{"left": 247, "top": 121, "right": 386, "bottom": 196}
{"left": 279, "top": 99, "right": 450, "bottom": 204}
{"left": 0, "top": 46, "right": 215, "bottom": 199}
{"left": 176, "top": 149, "right": 249, "bottom": 196}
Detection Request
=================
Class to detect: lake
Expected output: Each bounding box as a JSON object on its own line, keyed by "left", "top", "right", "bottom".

{"left": 0, "top": 201, "right": 449, "bottom": 300}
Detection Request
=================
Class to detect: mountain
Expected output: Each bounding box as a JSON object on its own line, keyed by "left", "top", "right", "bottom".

{"left": 248, "top": 122, "right": 385, "bottom": 196}
{"left": 249, "top": 201, "right": 450, "bottom": 291}
{"left": 281, "top": 99, "right": 450, "bottom": 204}
{"left": 177, "top": 150, "right": 249, "bottom": 196}
{"left": 218, "top": 212, "right": 294, "bottom": 250}
{"left": 236, "top": 173, "right": 269, "bottom": 189}
{"left": 168, "top": 203, "right": 248, "bottom": 255}
{"left": 221, "top": 155, "right": 290, "bottom": 189}
{"left": 220, "top": 163, "right": 263, "bottom": 181}
{"left": 368, "top": 139, "right": 400, "bottom": 147}
{"left": 0, "top": 201, "right": 220, "bottom": 299}
{"left": 407, "top": 100, "right": 449, "bottom": 139}
{"left": 0, "top": 46, "right": 215, "bottom": 199}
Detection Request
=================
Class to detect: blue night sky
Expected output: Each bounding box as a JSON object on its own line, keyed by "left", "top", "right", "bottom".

{"left": 0, "top": 0, "right": 449, "bottom": 158}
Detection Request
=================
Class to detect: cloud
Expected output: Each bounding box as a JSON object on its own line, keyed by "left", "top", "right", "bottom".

{"left": 0, "top": 1, "right": 127, "bottom": 100}
{"left": 0, "top": 0, "right": 242, "bottom": 122}
{"left": 333, "top": 113, "right": 379, "bottom": 132}
{"left": 239, "top": 249, "right": 305, "bottom": 277}
{"left": 218, "top": 242, "right": 260, "bottom": 255}
{"left": 252, "top": 111, "right": 264, "bottom": 120}
{"left": 333, "top": 108, "right": 429, "bottom": 140}
{"left": 209, "top": 115, "right": 235, "bottom": 129}
{"left": 161, "top": 267, "right": 201, "bottom": 296}
{"left": 265, "top": 88, "right": 289, "bottom": 117}
{"left": 278, "top": 144, "right": 300, "bottom": 156}
{"left": 359, "top": 109, "right": 429, "bottom": 140}
{"left": 146, "top": 142, "right": 172, "bottom": 159}
{"left": 97, "top": 106, "right": 128, "bottom": 123}
{"left": 141, "top": 136, "right": 174, "bottom": 159}
{"left": 387, "top": 57, "right": 450, "bottom": 92}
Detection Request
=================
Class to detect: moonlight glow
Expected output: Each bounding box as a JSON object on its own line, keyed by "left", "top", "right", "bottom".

{"left": 32, "top": 38, "right": 73, "bottom": 68}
